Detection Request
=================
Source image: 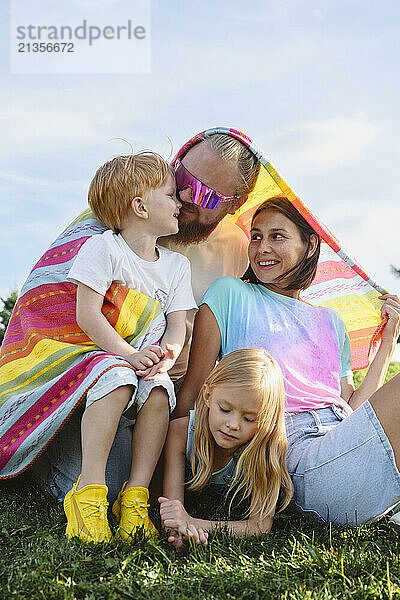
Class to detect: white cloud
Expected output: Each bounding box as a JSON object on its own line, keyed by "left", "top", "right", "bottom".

{"left": 74, "top": 0, "right": 118, "bottom": 7}
{"left": 271, "top": 118, "right": 379, "bottom": 174}
{"left": 321, "top": 199, "right": 400, "bottom": 295}
{"left": 0, "top": 105, "right": 107, "bottom": 156}
{"left": 0, "top": 77, "right": 175, "bottom": 160}
{"left": 0, "top": 170, "right": 85, "bottom": 188}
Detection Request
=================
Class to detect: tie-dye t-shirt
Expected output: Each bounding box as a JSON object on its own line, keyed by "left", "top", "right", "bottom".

{"left": 201, "top": 276, "right": 352, "bottom": 415}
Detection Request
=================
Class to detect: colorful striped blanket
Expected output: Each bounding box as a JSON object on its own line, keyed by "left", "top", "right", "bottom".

{"left": 0, "top": 126, "right": 386, "bottom": 478}
{"left": 177, "top": 128, "right": 386, "bottom": 370}
{"left": 0, "top": 210, "right": 165, "bottom": 478}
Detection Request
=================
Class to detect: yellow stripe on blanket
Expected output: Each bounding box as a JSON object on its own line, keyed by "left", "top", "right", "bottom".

{"left": 318, "top": 292, "right": 383, "bottom": 333}
{"left": 0, "top": 342, "right": 85, "bottom": 400}
{"left": 114, "top": 290, "right": 161, "bottom": 339}
{"left": 228, "top": 167, "right": 283, "bottom": 223}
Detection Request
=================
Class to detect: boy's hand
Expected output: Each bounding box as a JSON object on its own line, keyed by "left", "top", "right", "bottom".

{"left": 127, "top": 345, "right": 164, "bottom": 370}
{"left": 158, "top": 496, "right": 208, "bottom": 549}
{"left": 136, "top": 343, "right": 180, "bottom": 380}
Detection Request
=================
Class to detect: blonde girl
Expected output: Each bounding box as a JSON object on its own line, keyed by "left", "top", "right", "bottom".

{"left": 159, "top": 348, "right": 293, "bottom": 549}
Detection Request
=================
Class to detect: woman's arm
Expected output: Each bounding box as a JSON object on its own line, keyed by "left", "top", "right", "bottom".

{"left": 342, "top": 294, "right": 400, "bottom": 409}
{"left": 76, "top": 282, "right": 164, "bottom": 368}
{"left": 174, "top": 304, "right": 222, "bottom": 418}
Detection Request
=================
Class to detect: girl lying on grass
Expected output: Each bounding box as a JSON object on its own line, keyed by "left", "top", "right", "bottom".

{"left": 159, "top": 348, "right": 293, "bottom": 549}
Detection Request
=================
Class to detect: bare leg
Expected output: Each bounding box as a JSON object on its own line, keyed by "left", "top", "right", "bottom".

{"left": 78, "top": 385, "right": 133, "bottom": 489}
{"left": 369, "top": 372, "right": 400, "bottom": 469}
{"left": 126, "top": 387, "right": 169, "bottom": 489}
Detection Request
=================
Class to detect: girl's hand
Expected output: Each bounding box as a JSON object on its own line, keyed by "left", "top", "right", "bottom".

{"left": 167, "top": 524, "right": 208, "bottom": 551}
{"left": 164, "top": 526, "right": 184, "bottom": 551}
{"left": 158, "top": 497, "right": 208, "bottom": 548}
{"left": 136, "top": 344, "right": 180, "bottom": 380}
{"left": 127, "top": 345, "right": 165, "bottom": 370}
{"left": 379, "top": 294, "right": 400, "bottom": 346}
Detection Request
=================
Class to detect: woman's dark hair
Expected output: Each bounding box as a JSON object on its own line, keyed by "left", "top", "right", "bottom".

{"left": 242, "top": 195, "right": 321, "bottom": 291}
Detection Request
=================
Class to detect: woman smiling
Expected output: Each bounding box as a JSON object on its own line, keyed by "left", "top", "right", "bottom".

{"left": 246, "top": 199, "right": 319, "bottom": 295}
{"left": 176, "top": 195, "right": 400, "bottom": 526}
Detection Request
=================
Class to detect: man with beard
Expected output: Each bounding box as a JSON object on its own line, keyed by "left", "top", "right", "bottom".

{"left": 160, "top": 132, "right": 260, "bottom": 386}
{"left": 25, "top": 128, "right": 260, "bottom": 504}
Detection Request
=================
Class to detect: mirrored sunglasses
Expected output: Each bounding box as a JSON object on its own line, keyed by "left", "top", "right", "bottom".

{"left": 174, "top": 158, "right": 240, "bottom": 209}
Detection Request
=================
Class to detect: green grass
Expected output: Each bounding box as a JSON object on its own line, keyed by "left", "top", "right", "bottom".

{"left": 1, "top": 363, "right": 400, "bottom": 600}
{"left": 353, "top": 361, "right": 400, "bottom": 389}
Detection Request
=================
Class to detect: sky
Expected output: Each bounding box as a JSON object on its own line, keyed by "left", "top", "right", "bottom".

{"left": 2, "top": 0, "right": 400, "bottom": 307}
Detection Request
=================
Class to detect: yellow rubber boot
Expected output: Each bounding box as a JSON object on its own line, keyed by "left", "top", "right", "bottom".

{"left": 64, "top": 476, "right": 112, "bottom": 544}
{"left": 112, "top": 483, "right": 158, "bottom": 541}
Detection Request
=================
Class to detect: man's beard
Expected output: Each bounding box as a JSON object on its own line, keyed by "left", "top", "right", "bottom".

{"left": 165, "top": 204, "right": 220, "bottom": 246}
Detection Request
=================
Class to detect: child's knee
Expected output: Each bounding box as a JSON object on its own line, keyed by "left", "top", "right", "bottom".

{"left": 146, "top": 386, "right": 170, "bottom": 410}
{"left": 85, "top": 385, "right": 133, "bottom": 413}
{"left": 111, "top": 385, "right": 133, "bottom": 401}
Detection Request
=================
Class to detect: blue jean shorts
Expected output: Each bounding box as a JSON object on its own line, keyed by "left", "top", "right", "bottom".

{"left": 286, "top": 401, "right": 400, "bottom": 526}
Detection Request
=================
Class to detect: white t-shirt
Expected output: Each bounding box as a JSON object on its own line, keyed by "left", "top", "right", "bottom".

{"left": 68, "top": 230, "right": 197, "bottom": 315}
{"left": 160, "top": 218, "right": 249, "bottom": 378}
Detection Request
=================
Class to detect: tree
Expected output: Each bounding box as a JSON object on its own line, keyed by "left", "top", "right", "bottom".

{"left": 0, "top": 290, "right": 18, "bottom": 346}
{"left": 391, "top": 265, "right": 400, "bottom": 278}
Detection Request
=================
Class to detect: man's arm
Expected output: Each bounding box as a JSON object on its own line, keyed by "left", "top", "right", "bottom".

{"left": 162, "top": 417, "right": 188, "bottom": 502}
{"left": 174, "top": 304, "right": 222, "bottom": 418}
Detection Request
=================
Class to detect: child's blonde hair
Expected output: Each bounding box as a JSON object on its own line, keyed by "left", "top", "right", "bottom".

{"left": 189, "top": 348, "right": 293, "bottom": 521}
{"left": 88, "top": 152, "right": 172, "bottom": 233}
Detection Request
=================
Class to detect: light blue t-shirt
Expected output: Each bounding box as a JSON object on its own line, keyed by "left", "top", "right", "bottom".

{"left": 201, "top": 277, "right": 352, "bottom": 414}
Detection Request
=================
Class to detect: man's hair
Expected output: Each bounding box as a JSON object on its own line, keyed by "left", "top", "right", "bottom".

{"left": 88, "top": 152, "right": 172, "bottom": 233}
{"left": 200, "top": 133, "right": 261, "bottom": 198}
{"left": 243, "top": 195, "right": 321, "bottom": 291}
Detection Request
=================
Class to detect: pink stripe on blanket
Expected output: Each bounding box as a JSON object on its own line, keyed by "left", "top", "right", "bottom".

{"left": 313, "top": 261, "right": 358, "bottom": 285}
{"left": 0, "top": 354, "right": 133, "bottom": 470}
{"left": 3, "top": 283, "right": 78, "bottom": 345}
{"left": 31, "top": 237, "right": 90, "bottom": 270}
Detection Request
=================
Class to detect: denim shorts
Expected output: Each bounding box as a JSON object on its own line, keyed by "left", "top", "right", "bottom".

{"left": 286, "top": 401, "right": 400, "bottom": 526}
{"left": 86, "top": 366, "right": 176, "bottom": 419}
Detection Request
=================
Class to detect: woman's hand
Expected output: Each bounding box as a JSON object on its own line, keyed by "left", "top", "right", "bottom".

{"left": 347, "top": 293, "right": 400, "bottom": 410}
{"left": 136, "top": 343, "right": 180, "bottom": 380}
{"left": 379, "top": 294, "right": 400, "bottom": 347}
{"left": 158, "top": 497, "right": 208, "bottom": 549}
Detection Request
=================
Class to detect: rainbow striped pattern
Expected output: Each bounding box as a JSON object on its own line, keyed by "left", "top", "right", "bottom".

{"left": 175, "top": 127, "right": 386, "bottom": 370}
{"left": 0, "top": 209, "right": 165, "bottom": 478}
{"left": 0, "top": 126, "right": 386, "bottom": 478}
